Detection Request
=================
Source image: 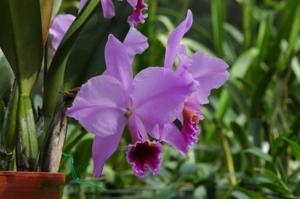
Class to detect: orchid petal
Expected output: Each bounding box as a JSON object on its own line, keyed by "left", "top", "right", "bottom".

{"left": 123, "top": 27, "right": 149, "bottom": 64}
{"left": 188, "top": 52, "right": 229, "bottom": 104}
{"left": 67, "top": 75, "right": 129, "bottom": 136}
{"left": 127, "top": 0, "right": 137, "bottom": 7}
{"left": 79, "top": 0, "right": 87, "bottom": 12}
{"left": 177, "top": 45, "right": 192, "bottom": 72}
{"left": 164, "top": 10, "right": 193, "bottom": 69}
{"left": 100, "top": 0, "right": 115, "bottom": 18}
{"left": 128, "top": 113, "right": 148, "bottom": 142}
{"left": 49, "top": 14, "right": 75, "bottom": 50}
{"left": 132, "top": 67, "right": 197, "bottom": 131}
{"left": 160, "top": 124, "right": 189, "bottom": 155}
{"left": 93, "top": 132, "right": 123, "bottom": 176}
{"left": 127, "top": 0, "right": 148, "bottom": 25}
{"left": 105, "top": 34, "right": 133, "bottom": 90}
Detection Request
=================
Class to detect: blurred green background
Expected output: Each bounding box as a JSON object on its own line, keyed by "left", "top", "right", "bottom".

{"left": 2, "top": 0, "right": 300, "bottom": 198}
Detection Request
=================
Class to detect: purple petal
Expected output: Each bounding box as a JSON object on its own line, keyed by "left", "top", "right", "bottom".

{"left": 188, "top": 52, "right": 229, "bottom": 104}
{"left": 126, "top": 140, "right": 162, "bottom": 178}
{"left": 127, "top": 0, "right": 148, "bottom": 25}
{"left": 93, "top": 133, "right": 123, "bottom": 176}
{"left": 79, "top": 0, "right": 87, "bottom": 12}
{"left": 127, "top": 0, "right": 137, "bottom": 7}
{"left": 132, "top": 67, "right": 197, "bottom": 131}
{"left": 105, "top": 34, "right": 133, "bottom": 90}
{"left": 164, "top": 10, "right": 193, "bottom": 69}
{"left": 67, "top": 75, "right": 130, "bottom": 136}
{"left": 128, "top": 113, "right": 148, "bottom": 143}
{"left": 123, "top": 27, "right": 149, "bottom": 64}
{"left": 49, "top": 14, "right": 75, "bottom": 50}
{"left": 181, "top": 95, "right": 203, "bottom": 146}
{"left": 101, "top": 0, "right": 115, "bottom": 18}
{"left": 177, "top": 45, "right": 192, "bottom": 72}
{"left": 159, "top": 124, "right": 189, "bottom": 155}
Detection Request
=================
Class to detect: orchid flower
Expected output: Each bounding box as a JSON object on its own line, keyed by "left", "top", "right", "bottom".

{"left": 67, "top": 27, "right": 197, "bottom": 177}
{"left": 80, "top": 0, "right": 148, "bottom": 25}
{"left": 153, "top": 10, "right": 229, "bottom": 154}
{"left": 49, "top": 14, "right": 75, "bottom": 50}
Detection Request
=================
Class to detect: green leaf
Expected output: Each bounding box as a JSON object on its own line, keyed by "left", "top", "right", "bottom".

{"left": 0, "top": 0, "right": 43, "bottom": 95}
{"left": 241, "top": 0, "right": 254, "bottom": 48}
{"left": 71, "top": 138, "right": 93, "bottom": 179}
{"left": 16, "top": 96, "right": 39, "bottom": 170}
{"left": 231, "top": 191, "right": 250, "bottom": 199}
{"left": 225, "top": 81, "right": 250, "bottom": 116}
{"left": 224, "top": 23, "right": 243, "bottom": 44}
{"left": 283, "top": 137, "right": 300, "bottom": 160}
{"left": 211, "top": 0, "right": 226, "bottom": 57}
{"left": 0, "top": 49, "right": 14, "bottom": 98}
{"left": 230, "top": 48, "right": 259, "bottom": 80}
{"left": 250, "top": 68, "right": 275, "bottom": 117}
{"left": 0, "top": 100, "right": 4, "bottom": 126}
{"left": 43, "top": 0, "right": 99, "bottom": 119}
{"left": 235, "top": 187, "right": 263, "bottom": 199}
{"left": 0, "top": 83, "right": 18, "bottom": 169}
{"left": 64, "top": 7, "right": 129, "bottom": 90}
{"left": 245, "top": 147, "right": 272, "bottom": 162}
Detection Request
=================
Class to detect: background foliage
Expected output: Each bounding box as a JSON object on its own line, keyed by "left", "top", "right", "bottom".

{"left": 1, "top": 0, "right": 300, "bottom": 198}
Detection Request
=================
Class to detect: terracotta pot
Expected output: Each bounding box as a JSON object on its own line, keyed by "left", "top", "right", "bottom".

{"left": 0, "top": 171, "right": 65, "bottom": 199}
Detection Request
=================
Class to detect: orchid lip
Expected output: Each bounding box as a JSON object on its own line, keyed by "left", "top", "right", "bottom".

{"left": 126, "top": 140, "right": 162, "bottom": 178}
{"left": 182, "top": 106, "right": 201, "bottom": 146}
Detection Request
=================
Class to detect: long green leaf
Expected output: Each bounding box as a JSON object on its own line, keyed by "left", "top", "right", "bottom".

{"left": 0, "top": 0, "right": 43, "bottom": 95}
{"left": 43, "top": 0, "right": 98, "bottom": 119}
{"left": 211, "top": 0, "right": 226, "bottom": 57}
{"left": 1, "top": 83, "right": 19, "bottom": 169}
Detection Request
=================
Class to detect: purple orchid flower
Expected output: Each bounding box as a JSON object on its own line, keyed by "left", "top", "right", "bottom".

{"left": 49, "top": 14, "right": 76, "bottom": 50}
{"left": 151, "top": 10, "right": 229, "bottom": 154}
{"left": 80, "top": 0, "right": 148, "bottom": 25}
{"left": 67, "top": 27, "right": 197, "bottom": 177}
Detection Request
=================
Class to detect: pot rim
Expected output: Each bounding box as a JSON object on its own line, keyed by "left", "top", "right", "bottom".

{"left": 0, "top": 171, "right": 65, "bottom": 179}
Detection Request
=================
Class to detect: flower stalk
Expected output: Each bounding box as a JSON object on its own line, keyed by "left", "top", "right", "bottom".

{"left": 218, "top": 123, "right": 237, "bottom": 186}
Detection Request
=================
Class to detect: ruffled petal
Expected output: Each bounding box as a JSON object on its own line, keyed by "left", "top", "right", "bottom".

{"left": 126, "top": 140, "right": 162, "bottom": 178}
{"left": 164, "top": 10, "right": 193, "bottom": 69}
{"left": 188, "top": 52, "right": 229, "bottom": 104}
{"left": 100, "top": 0, "right": 115, "bottom": 18}
{"left": 67, "top": 75, "right": 130, "bottom": 136}
{"left": 93, "top": 132, "right": 123, "bottom": 176}
{"left": 105, "top": 34, "right": 133, "bottom": 90}
{"left": 127, "top": 0, "right": 148, "bottom": 25}
{"left": 123, "top": 27, "right": 149, "bottom": 64}
{"left": 132, "top": 67, "right": 197, "bottom": 131}
{"left": 49, "top": 14, "right": 75, "bottom": 50}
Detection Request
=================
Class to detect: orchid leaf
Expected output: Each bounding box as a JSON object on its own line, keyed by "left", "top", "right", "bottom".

{"left": 40, "top": 0, "right": 54, "bottom": 45}
{"left": 0, "top": 50, "right": 14, "bottom": 98}
{"left": 43, "top": 0, "right": 99, "bottom": 119}
{"left": 245, "top": 147, "right": 272, "bottom": 163}
{"left": 0, "top": 0, "right": 43, "bottom": 96}
{"left": 64, "top": 5, "right": 130, "bottom": 90}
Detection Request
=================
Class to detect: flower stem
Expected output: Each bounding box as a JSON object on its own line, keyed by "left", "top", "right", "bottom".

{"left": 218, "top": 124, "right": 238, "bottom": 186}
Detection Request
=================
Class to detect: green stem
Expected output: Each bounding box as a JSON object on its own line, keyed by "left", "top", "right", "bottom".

{"left": 211, "top": 0, "right": 226, "bottom": 57}
{"left": 242, "top": 0, "right": 254, "bottom": 48}
{"left": 219, "top": 125, "right": 238, "bottom": 186}
{"left": 0, "top": 82, "right": 19, "bottom": 170}
{"left": 16, "top": 95, "right": 38, "bottom": 171}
